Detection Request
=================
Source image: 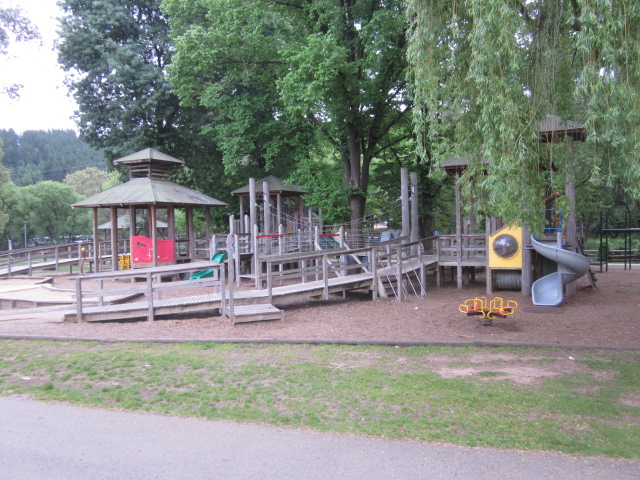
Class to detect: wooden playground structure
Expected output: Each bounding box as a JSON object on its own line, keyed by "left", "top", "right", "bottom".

{"left": 0, "top": 116, "right": 609, "bottom": 323}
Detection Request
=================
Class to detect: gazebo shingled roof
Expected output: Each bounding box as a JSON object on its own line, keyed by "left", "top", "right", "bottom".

{"left": 72, "top": 178, "right": 227, "bottom": 209}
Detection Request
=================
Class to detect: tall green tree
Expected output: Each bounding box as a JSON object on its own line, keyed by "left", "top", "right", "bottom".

{"left": 58, "top": 0, "right": 202, "bottom": 160}
{"left": 407, "top": 0, "right": 640, "bottom": 232}
{"left": 163, "top": 0, "right": 412, "bottom": 232}
{"left": 0, "top": 5, "right": 40, "bottom": 98}
{"left": 63, "top": 166, "right": 112, "bottom": 197}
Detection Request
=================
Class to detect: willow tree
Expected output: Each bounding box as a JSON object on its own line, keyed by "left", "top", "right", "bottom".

{"left": 407, "top": 1, "right": 640, "bottom": 233}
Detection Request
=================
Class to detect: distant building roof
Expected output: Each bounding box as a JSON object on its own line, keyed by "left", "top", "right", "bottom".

{"left": 538, "top": 114, "right": 586, "bottom": 142}
{"left": 231, "top": 175, "right": 307, "bottom": 196}
{"left": 72, "top": 178, "right": 228, "bottom": 209}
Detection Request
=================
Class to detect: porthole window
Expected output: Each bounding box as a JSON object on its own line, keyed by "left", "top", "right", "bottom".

{"left": 493, "top": 234, "right": 519, "bottom": 259}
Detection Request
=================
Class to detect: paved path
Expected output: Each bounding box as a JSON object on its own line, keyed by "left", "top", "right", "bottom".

{"left": 1, "top": 397, "right": 638, "bottom": 479}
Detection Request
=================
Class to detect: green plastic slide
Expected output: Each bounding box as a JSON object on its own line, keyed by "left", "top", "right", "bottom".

{"left": 189, "top": 251, "right": 228, "bottom": 280}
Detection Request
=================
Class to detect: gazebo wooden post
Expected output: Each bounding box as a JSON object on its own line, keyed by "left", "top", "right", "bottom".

{"left": 186, "top": 206, "right": 194, "bottom": 260}
{"left": 205, "top": 207, "right": 212, "bottom": 258}
{"left": 129, "top": 206, "right": 136, "bottom": 253}
{"left": 239, "top": 196, "right": 244, "bottom": 233}
{"left": 92, "top": 208, "right": 100, "bottom": 273}
{"left": 168, "top": 206, "right": 175, "bottom": 259}
{"left": 110, "top": 206, "right": 118, "bottom": 271}
{"left": 150, "top": 204, "right": 158, "bottom": 267}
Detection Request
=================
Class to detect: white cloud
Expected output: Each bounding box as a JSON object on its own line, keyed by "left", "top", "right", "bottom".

{"left": 0, "top": 0, "right": 78, "bottom": 133}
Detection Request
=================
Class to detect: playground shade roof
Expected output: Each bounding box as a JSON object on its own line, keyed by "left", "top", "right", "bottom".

{"left": 231, "top": 175, "right": 307, "bottom": 197}
{"left": 538, "top": 114, "right": 586, "bottom": 142}
{"left": 112, "top": 147, "right": 184, "bottom": 166}
{"left": 443, "top": 156, "right": 490, "bottom": 173}
{"left": 71, "top": 178, "right": 228, "bottom": 209}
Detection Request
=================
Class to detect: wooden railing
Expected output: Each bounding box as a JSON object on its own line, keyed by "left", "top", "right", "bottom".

{"left": 435, "top": 234, "right": 487, "bottom": 264}
{"left": 246, "top": 237, "right": 432, "bottom": 301}
{"left": 73, "top": 260, "right": 225, "bottom": 322}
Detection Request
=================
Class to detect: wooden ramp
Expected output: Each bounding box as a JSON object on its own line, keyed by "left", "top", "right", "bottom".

{"left": 64, "top": 255, "right": 437, "bottom": 323}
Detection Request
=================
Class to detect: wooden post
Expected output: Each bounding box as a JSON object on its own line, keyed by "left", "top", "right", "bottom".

{"left": 146, "top": 272, "right": 154, "bottom": 321}
{"left": 565, "top": 136, "right": 577, "bottom": 296}
{"left": 150, "top": 205, "right": 158, "bottom": 267}
{"left": 263, "top": 180, "right": 271, "bottom": 255}
{"left": 371, "top": 247, "right": 378, "bottom": 300}
{"left": 252, "top": 223, "right": 259, "bottom": 288}
{"left": 521, "top": 225, "right": 532, "bottom": 296}
{"left": 238, "top": 196, "right": 244, "bottom": 233}
{"left": 110, "top": 206, "right": 118, "bottom": 271}
{"left": 205, "top": 207, "right": 211, "bottom": 253}
{"left": 219, "top": 259, "right": 226, "bottom": 317}
{"left": 401, "top": 167, "right": 410, "bottom": 241}
{"left": 92, "top": 208, "right": 100, "bottom": 273}
{"left": 455, "top": 173, "right": 463, "bottom": 289}
{"left": 249, "top": 178, "right": 257, "bottom": 236}
{"left": 97, "top": 279, "right": 104, "bottom": 307}
{"left": 228, "top": 234, "right": 235, "bottom": 322}
{"left": 410, "top": 171, "right": 419, "bottom": 249}
{"left": 323, "top": 254, "right": 329, "bottom": 300}
{"left": 267, "top": 260, "right": 273, "bottom": 303}
{"left": 75, "top": 277, "right": 83, "bottom": 323}
{"left": 168, "top": 206, "right": 175, "bottom": 260}
{"left": 396, "top": 253, "right": 403, "bottom": 301}
{"left": 235, "top": 234, "right": 241, "bottom": 287}
{"left": 486, "top": 216, "right": 493, "bottom": 294}
{"left": 185, "top": 206, "right": 194, "bottom": 261}
{"left": 419, "top": 242, "right": 426, "bottom": 297}
{"left": 276, "top": 193, "right": 282, "bottom": 231}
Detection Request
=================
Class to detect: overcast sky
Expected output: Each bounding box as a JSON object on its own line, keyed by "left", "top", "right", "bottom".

{"left": 0, "top": 0, "right": 78, "bottom": 133}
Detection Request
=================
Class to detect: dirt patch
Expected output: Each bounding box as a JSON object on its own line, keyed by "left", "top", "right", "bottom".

{"left": 0, "top": 267, "right": 638, "bottom": 351}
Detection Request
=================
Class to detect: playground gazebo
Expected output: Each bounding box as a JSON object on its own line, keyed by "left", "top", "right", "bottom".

{"left": 72, "top": 148, "right": 227, "bottom": 271}
{"left": 230, "top": 175, "right": 308, "bottom": 235}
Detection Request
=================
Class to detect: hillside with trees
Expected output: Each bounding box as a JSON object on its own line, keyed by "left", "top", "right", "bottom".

{"left": 0, "top": 129, "right": 107, "bottom": 186}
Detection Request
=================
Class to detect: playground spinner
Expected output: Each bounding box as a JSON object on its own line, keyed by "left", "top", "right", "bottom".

{"left": 459, "top": 296, "right": 518, "bottom": 326}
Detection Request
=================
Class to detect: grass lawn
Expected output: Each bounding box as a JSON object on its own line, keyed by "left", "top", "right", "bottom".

{"left": 0, "top": 340, "right": 638, "bottom": 458}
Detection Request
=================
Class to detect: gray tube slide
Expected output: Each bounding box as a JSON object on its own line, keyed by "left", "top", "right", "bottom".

{"left": 530, "top": 237, "right": 590, "bottom": 306}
